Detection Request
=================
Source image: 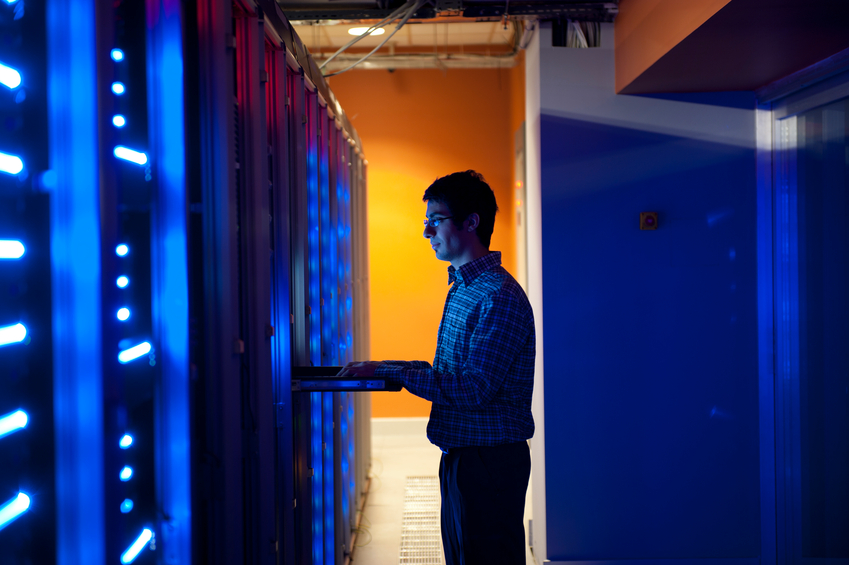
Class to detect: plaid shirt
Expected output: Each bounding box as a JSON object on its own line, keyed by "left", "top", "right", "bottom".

{"left": 375, "top": 251, "right": 535, "bottom": 450}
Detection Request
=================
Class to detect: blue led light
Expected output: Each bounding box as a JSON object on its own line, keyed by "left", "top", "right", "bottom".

{"left": 119, "top": 466, "right": 133, "bottom": 481}
{"left": 113, "top": 115, "right": 126, "bottom": 128}
{"left": 114, "top": 146, "right": 148, "bottom": 166}
{"left": 0, "top": 409, "right": 28, "bottom": 439}
{"left": 120, "top": 499, "right": 134, "bottom": 514}
{"left": 0, "top": 323, "right": 27, "bottom": 347}
{"left": 117, "top": 308, "right": 130, "bottom": 322}
{"left": 0, "top": 492, "right": 30, "bottom": 531}
{"left": 118, "top": 342, "right": 152, "bottom": 364}
{"left": 120, "top": 528, "right": 153, "bottom": 564}
{"left": 0, "top": 240, "right": 25, "bottom": 259}
{"left": 116, "top": 244, "right": 129, "bottom": 256}
{"left": 0, "top": 62, "right": 21, "bottom": 89}
{"left": 111, "top": 49, "right": 125, "bottom": 62}
{"left": 119, "top": 434, "right": 133, "bottom": 449}
{"left": 117, "top": 276, "right": 129, "bottom": 288}
{"left": 111, "top": 82, "right": 125, "bottom": 95}
{"left": 0, "top": 151, "right": 24, "bottom": 175}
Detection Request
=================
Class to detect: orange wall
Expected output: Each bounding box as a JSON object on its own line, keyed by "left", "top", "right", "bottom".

{"left": 328, "top": 65, "right": 524, "bottom": 417}
{"left": 615, "top": 0, "right": 732, "bottom": 93}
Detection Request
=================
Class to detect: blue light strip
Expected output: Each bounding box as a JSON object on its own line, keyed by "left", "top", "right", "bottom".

{"left": 48, "top": 0, "right": 105, "bottom": 560}
{"left": 323, "top": 392, "right": 335, "bottom": 561}
{"left": 306, "top": 97, "right": 325, "bottom": 565}
{"left": 311, "top": 391, "right": 324, "bottom": 564}
{"left": 0, "top": 239, "right": 25, "bottom": 259}
{"left": 120, "top": 528, "right": 153, "bottom": 564}
{"left": 146, "top": 0, "right": 191, "bottom": 559}
{"left": 0, "top": 322, "right": 27, "bottom": 347}
{"left": 0, "top": 409, "right": 28, "bottom": 439}
{"left": 0, "top": 492, "right": 31, "bottom": 531}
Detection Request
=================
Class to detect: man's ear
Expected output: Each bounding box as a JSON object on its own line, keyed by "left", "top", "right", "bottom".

{"left": 466, "top": 213, "right": 480, "bottom": 232}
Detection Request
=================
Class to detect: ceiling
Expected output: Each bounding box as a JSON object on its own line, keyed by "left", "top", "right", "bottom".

{"left": 279, "top": 0, "right": 618, "bottom": 24}
{"left": 292, "top": 20, "right": 517, "bottom": 54}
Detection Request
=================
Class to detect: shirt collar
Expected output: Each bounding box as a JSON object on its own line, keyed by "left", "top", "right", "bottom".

{"left": 447, "top": 251, "right": 501, "bottom": 285}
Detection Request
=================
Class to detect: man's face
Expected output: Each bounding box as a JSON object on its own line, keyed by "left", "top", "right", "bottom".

{"left": 424, "top": 200, "right": 469, "bottom": 267}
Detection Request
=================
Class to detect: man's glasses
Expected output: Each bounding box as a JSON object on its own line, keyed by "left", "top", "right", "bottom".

{"left": 423, "top": 216, "right": 454, "bottom": 228}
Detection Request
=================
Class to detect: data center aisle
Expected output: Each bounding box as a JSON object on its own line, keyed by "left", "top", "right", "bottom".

{"left": 357, "top": 417, "right": 535, "bottom": 565}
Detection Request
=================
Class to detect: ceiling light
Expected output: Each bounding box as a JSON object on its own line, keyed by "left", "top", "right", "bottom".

{"left": 348, "top": 27, "right": 385, "bottom": 36}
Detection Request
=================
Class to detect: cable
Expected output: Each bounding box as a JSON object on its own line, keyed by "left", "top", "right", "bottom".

{"left": 319, "top": 0, "right": 416, "bottom": 70}
{"left": 323, "top": 0, "right": 427, "bottom": 78}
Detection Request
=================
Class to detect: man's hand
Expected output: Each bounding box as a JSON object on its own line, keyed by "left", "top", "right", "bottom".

{"left": 337, "top": 361, "right": 382, "bottom": 377}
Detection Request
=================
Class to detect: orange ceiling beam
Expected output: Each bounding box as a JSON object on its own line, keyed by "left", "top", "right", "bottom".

{"left": 614, "top": 0, "right": 733, "bottom": 94}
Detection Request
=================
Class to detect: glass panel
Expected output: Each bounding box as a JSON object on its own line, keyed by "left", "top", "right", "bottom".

{"left": 791, "top": 96, "right": 849, "bottom": 559}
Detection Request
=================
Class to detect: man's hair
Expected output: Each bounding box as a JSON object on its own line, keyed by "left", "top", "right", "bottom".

{"left": 422, "top": 170, "right": 499, "bottom": 248}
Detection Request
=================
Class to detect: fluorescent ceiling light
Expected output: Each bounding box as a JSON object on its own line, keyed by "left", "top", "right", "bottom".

{"left": 121, "top": 528, "right": 153, "bottom": 564}
{"left": 0, "top": 493, "right": 30, "bottom": 531}
{"left": 0, "top": 62, "right": 21, "bottom": 89}
{"left": 0, "top": 240, "right": 25, "bottom": 259}
{"left": 0, "top": 410, "right": 28, "bottom": 439}
{"left": 114, "top": 146, "right": 148, "bottom": 165}
{"left": 348, "top": 27, "right": 385, "bottom": 36}
{"left": 118, "top": 341, "right": 152, "bottom": 364}
{"left": 0, "top": 323, "right": 26, "bottom": 347}
{"left": 0, "top": 151, "right": 24, "bottom": 175}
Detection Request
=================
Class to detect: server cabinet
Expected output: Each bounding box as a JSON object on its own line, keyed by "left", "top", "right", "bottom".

{"left": 4, "top": 0, "right": 370, "bottom": 562}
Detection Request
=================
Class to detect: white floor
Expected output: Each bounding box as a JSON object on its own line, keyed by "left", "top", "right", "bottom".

{"left": 352, "top": 417, "right": 536, "bottom": 565}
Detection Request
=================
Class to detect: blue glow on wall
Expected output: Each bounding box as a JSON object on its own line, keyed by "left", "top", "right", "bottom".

{"left": 0, "top": 151, "right": 24, "bottom": 175}
{"left": 117, "top": 276, "right": 129, "bottom": 288}
{"left": 0, "top": 61, "right": 21, "bottom": 89}
{"left": 119, "top": 466, "right": 134, "bottom": 481}
{"left": 120, "top": 499, "right": 134, "bottom": 513}
{"left": 116, "top": 244, "right": 129, "bottom": 256}
{"left": 111, "top": 81, "right": 125, "bottom": 95}
{"left": 112, "top": 115, "right": 126, "bottom": 128}
{"left": 119, "top": 434, "right": 133, "bottom": 448}
{"left": 0, "top": 239, "right": 26, "bottom": 259}
{"left": 118, "top": 342, "right": 152, "bottom": 364}
{"left": 117, "top": 307, "right": 131, "bottom": 321}
{"left": 110, "top": 48, "right": 124, "bottom": 62}
{"left": 114, "top": 146, "right": 148, "bottom": 165}
{"left": 0, "top": 322, "right": 26, "bottom": 347}
{"left": 0, "top": 492, "right": 31, "bottom": 531}
{"left": 120, "top": 528, "right": 153, "bottom": 564}
{"left": 0, "top": 409, "right": 28, "bottom": 439}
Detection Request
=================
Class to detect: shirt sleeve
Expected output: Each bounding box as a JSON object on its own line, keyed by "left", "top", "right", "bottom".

{"left": 377, "top": 290, "right": 532, "bottom": 410}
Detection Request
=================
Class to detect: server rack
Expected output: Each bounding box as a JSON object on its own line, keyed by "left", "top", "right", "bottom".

{"left": 3, "top": 0, "right": 375, "bottom": 563}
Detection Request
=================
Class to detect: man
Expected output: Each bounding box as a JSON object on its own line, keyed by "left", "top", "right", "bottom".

{"left": 340, "top": 170, "right": 535, "bottom": 565}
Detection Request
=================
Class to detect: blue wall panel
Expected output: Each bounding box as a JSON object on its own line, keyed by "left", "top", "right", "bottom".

{"left": 540, "top": 105, "right": 760, "bottom": 560}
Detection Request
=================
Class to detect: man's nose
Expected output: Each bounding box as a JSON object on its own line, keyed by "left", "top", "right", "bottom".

{"left": 423, "top": 225, "right": 434, "bottom": 238}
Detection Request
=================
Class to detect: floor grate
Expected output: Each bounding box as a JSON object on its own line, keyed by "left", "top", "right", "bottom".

{"left": 399, "top": 476, "right": 443, "bottom": 564}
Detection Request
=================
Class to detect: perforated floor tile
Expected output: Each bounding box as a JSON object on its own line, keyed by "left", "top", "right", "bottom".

{"left": 398, "top": 476, "right": 443, "bottom": 564}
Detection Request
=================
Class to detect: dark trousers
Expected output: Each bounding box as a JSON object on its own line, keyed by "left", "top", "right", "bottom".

{"left": 439, "top": 440, "right": 531, "bottom": 565}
